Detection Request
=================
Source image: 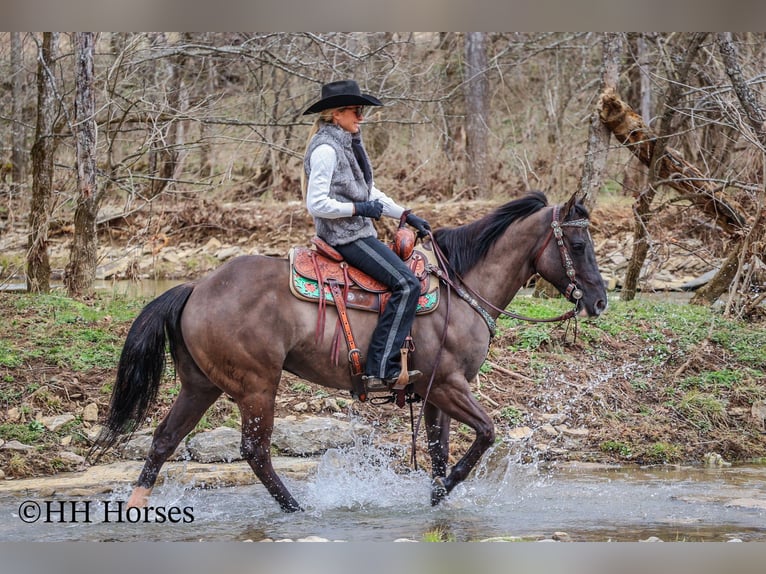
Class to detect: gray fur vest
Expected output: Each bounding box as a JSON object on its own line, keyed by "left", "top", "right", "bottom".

{"left": 304, "top": 124, "right": 377, "bottom": 246}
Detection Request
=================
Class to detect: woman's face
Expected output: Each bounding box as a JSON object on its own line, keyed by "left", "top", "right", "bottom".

{"left": 332, "top": 106, "right": 364, "bottom": 134}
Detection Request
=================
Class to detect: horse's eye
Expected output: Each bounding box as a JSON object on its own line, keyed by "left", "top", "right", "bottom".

{"left": 570, "top": 240, "right": 585, "bottom": 253}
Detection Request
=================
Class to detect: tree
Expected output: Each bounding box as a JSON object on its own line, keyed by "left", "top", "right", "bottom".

{"left": 65, "top": 32, "right": 99, "bottom": 297}
{"left": 621, "top": 33, "right": 708, "bottom": 301}
{"left": 578, "top": 32, "right": 623, "bottom": 209}
{"left": 691, "top": 33, "right": 766, "bottom": 315}
{"left": 27, "top": 32, "right": 59, "bottom": 294}
{"left": 10, "top": 32, "right": 25, "bottom": 187}
{"left": 463, "top": 32, "right": 490, "bottom": 197}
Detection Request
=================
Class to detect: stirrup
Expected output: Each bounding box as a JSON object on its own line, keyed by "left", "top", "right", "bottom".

{"left": 361, "top": 375, "right": 389, "bottom": 393}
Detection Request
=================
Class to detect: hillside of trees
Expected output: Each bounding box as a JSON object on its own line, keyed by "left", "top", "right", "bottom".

{"left": 0, "top": 32, "right": 764, "bottom": 318}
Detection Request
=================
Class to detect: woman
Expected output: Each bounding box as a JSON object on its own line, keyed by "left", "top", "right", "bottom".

{"left": 302, "top": 79, "right": 431, "bottom": 394}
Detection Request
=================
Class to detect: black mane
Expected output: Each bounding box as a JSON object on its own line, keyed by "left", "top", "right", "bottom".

{"left": 432, "top": 191, "right": 549, "bottom": 276}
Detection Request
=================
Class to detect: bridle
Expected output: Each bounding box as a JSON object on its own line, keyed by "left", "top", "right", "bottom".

{"left": 532, "top": 204, "right": 591, "bottom": 307}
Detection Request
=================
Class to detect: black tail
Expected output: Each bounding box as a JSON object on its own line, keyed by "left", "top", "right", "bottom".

{"left": 88, "top": 283, "right": 195, "bottom": 461}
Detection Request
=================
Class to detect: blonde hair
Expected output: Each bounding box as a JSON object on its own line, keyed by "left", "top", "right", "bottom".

{"left": 301, "top": 109, "right": 335, "bottom": 198}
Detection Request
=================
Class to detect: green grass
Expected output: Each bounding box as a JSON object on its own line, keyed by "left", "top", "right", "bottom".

{"left": 1, "top": 293, "right": 147, "bottom": 371}
{"left": 600, "top": 440, "right": 632, "bottom": 458}
{"left": 0, "top": 421, "right": 46, "bottom": 443}
{"left": 643, "top": 441, "right": 682, "bottom": 464}
{"left": 500, "top": 294, "right": 766, "bottom": 384}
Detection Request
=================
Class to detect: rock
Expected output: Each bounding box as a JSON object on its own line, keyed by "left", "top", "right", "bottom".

{"left": 751, "top": 400, "right": 766, "bottom": 430}
{"left": 540, "top": 424, "right": 558, "bottom": 437}
{"left": 552, "top": 531, "right": 571, "bottom": 542}
{"left": 6, "top": 407, "right": 21, "bottom": 422}
{"left": 540, "top": 413, "right": 566, "bottom": 425}
{"left": 323, "top": 398, "right": 342, "bottom": 413}
{"left": 1, "top": 440, "right": 34, "bottom": 452}
{"left": 0, "top": 458, "right": 318, "bottom": 497}
{"left": 725, "top": 498, "right": 766, "bottom": 510}
{"left": 85, "top": 425, "right": 103, "bottom": 442}
{"left": 558, "top": 425, "right": 590, "bottom": 437}
{"left": 640, "top": 536, "right": 664, "bottom": 543}
{"left": 203, "top": 237, "right": 223, "bottom": 253}
{"left": 122, "top": 434, "right": 189, "bottom": 461}
{"left": 187, "top": 427, "right": 242, "bottom": 463}
{"left": 506, "top": 426, "right": 533, "bottom": 440}
{"left": 292, "top": 402, "right": 309, "bottom": 413}
{"left": 296, "top": 536, "right": 330, "bottom": 542}
{"left": 703, "top": 452, "right": 731, "bottom": 467}
{"left": 271, "top": 417, "right": 372, "bottom": 456}
{"left": 57, "top": 451, "right": 86, "bottom": 466}
{"left": 0, "top": 469, "right": 5, "bottom": 480}
{"left": 161, "top": 250, "right": 180, "bottom": 263}
{"left": 40, "top": 413, "right": 75, "bottom": 432}
{"left": 60, "top": 436, "right": 73, "bottom": 447}
{"left": 82, "top": 403, "right": 99, "bottom": 423}
{"left": 215, "top": 246, "right": 241, "bottom": 261}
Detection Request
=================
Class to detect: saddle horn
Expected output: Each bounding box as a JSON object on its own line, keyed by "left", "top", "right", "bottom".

{"left": 392, "top": 210, "right": 416, "bottom": 260}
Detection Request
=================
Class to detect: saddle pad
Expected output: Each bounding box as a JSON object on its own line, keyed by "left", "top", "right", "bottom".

{"left": 288, "top": 245, "right": 440, "bottom": 315}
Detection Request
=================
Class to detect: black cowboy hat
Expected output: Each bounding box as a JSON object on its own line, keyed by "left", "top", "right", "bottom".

{"left": 302, "top": 79, "right": 383, "bottom": 115}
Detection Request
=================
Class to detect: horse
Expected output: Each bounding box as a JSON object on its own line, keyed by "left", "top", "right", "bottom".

{"left": 92, "top": 190, "right": 607, "bottom": 512}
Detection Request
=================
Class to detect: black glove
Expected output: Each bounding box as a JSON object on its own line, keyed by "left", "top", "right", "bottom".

{"left": 406, "top": 212, "right": 432, "bottom": 238}
{"left": 354, "top": 200, "right": 383, "bottom": 219}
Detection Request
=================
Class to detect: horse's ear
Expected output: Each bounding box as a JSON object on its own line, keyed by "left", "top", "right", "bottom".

{"left": 560, "top": 192, "right": 579, "bottom": 221}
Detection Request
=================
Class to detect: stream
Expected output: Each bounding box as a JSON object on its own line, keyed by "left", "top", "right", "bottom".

{"left": 2, "top": 442, "right": 764, "bottom": 542}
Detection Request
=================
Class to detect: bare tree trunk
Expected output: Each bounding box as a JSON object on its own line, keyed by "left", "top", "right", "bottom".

{"left": 691, "top": 33, "right": 766, "bottom": 309}
{"left": 622, "top": 33, "right": 652, "bottom": 198}
{"left": 464, "top": 32, "right": 490, "bottom": 197}
{"left": 147, "top": 33, "right": 186, "bottom": 198}
{"left": 11, "top": 32, "right": 25, "bottom": 187}
{"left": 65, "top": 32, "right": 99, "bottom": 298}
{"left": 27, "top": 32, "right": 59, "bottom": 294}
{"left": 579, "top": 32, "right": 623, "bottom": 209}
{"left": 620, "top": 33, "right": 708, "bottom": 301}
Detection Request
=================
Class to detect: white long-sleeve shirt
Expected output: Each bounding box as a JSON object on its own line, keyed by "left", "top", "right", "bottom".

{"left": 306, "top": 144, "right": 405, "bottom": 220}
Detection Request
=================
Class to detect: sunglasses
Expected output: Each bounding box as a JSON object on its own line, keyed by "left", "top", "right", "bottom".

{"left": 338, "top": 106, "right": 365, "bottom": 118}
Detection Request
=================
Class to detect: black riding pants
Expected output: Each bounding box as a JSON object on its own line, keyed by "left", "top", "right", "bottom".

{"left": 334, "top": 236, "right": 421, "bottom": 379}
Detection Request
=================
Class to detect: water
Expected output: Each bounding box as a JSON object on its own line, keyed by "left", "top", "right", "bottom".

{"left": 2, "top": 441, "right": 764, "bottom": 542}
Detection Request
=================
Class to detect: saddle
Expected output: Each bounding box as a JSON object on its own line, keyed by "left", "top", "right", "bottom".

{"left": 288, "top": 231, "right": 440, "bottom": 403}
{"left": 288, "top": 236, "right": 440, "bottom": 315}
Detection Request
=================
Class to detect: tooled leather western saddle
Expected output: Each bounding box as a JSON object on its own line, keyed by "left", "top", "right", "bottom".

{"left": 288, "top": 228, "right": 440, "bottom": 401}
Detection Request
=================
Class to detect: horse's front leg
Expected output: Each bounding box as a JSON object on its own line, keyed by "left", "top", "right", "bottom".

{"left": 424, "top": 402, "right": 451, "bottom": 505}
{"left": 426, "top": 375, "right": 495, "bottom": 505}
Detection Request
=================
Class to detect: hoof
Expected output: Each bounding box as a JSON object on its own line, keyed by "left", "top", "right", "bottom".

{"left": 126, "top": 486, "right": 152, "bottom": 508}
{"left": 430, "top": 477, "right": 448, "bottom": 506}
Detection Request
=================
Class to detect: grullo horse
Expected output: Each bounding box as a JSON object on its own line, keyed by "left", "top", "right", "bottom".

{"left": 92, "top": 191, "right": 607, "bottom": 511}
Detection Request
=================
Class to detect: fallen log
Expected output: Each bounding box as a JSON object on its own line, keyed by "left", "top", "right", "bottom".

{"left": 598, "top": 87, "right": 746, "bottom": 235}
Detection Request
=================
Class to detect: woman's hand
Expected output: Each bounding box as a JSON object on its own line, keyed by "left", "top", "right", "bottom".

{"left": 354, "top": 200, "right": 384, "bottom": 219}
{"left": 406, "top": 213, "right": 431, "bottom": 238}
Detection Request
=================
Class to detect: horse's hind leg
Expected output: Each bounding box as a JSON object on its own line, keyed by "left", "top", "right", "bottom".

{"left": 127, "top": 366, "right": 221, "bottom": 507}
{"left": 237, "top": 378, "right": 302, "bottom": 513}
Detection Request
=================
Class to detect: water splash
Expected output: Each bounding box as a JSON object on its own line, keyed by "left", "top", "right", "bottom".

{"left": 302, "top": 434, "right": 432, "bottom": 513}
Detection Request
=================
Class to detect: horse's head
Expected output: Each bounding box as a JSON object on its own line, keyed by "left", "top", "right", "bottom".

{"left": 533, "top": 193, "right": 608, "bottom": 317}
